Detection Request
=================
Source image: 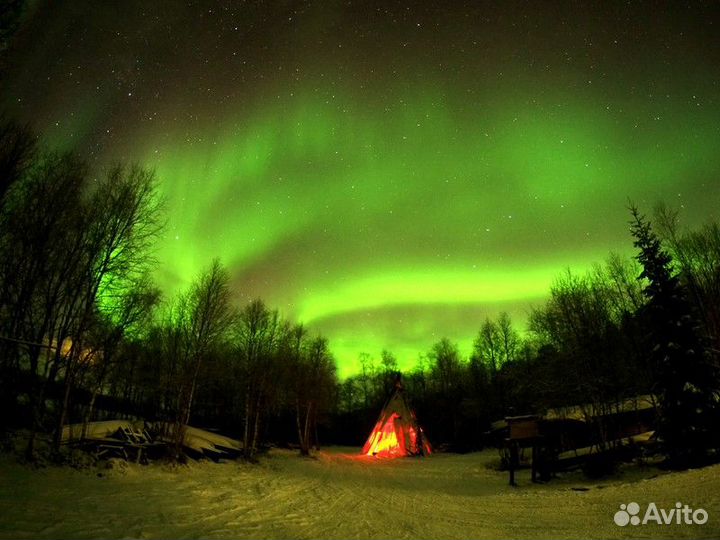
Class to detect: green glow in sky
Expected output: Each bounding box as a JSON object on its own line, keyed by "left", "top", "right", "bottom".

{"left": 3, "top": 2, "right": 720, "bottom": 376}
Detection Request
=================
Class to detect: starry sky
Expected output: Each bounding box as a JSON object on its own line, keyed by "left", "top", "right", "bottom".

{"left": 3, "top": 1, "right": 720, "bottom": 376}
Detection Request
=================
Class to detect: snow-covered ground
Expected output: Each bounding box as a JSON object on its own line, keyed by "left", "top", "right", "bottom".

{"left": 0, "top": 448, "right": 718, "bottom": 539}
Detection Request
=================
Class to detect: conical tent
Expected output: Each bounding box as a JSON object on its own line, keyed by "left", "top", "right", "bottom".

{"left": 362, "top": 381, "right": 431, "bottom": 458}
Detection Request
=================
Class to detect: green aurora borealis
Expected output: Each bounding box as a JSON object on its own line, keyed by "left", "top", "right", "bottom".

{"left": 3, "top": 2, "right": 720, "bottom": 376}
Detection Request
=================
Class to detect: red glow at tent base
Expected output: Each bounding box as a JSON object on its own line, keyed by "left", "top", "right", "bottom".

{"left": 361, "top": 389, "right": 431, "bottom": 458}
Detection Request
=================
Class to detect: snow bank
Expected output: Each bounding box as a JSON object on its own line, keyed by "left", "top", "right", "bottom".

{"left": 61, "top": 420, "right": 141, "bottom": 442}
{"left": 61, "top": 420, "right": 242, "bottom": 458}
{"left": 181, "top": 425, "right": 242, "bottom": 455}
{"left": 0, "top": 449, "right": 718, "bottom": 539}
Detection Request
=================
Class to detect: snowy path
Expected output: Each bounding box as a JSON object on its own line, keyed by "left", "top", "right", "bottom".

{"left": 0, "top": 448, "right": 718, "bottom": 539}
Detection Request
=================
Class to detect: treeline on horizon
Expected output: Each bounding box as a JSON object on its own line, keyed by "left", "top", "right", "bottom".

{"left": 1, "top": 120, "right": 719, "bottom": 469}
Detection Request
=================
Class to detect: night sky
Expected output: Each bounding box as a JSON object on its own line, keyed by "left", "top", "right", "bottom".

{"left": 3, "top": 1, "right": 720, "bottom": 376}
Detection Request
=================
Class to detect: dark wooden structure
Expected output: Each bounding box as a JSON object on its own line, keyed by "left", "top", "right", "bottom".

{"left": 505, "top": 415, "right": 542, "bottom": 486}
{"left": 499, "top": 396, "right": 657, "bottom": 486}
{"left": 71, "top": 425, "right": 166, "bottom": 463}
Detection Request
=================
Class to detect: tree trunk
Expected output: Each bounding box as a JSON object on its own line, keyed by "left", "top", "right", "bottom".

{"left": 302, "top": 401, "right": 312, "bottom": 455}
{"left": 250, "top": 396, "right": 261, "bottom": 457}
{"left": 82, "top": 354, "right": 110, "bottom": 441}
{"left": 123, "top": 354, "right": 136, "bottom": 403}
{"left": 171, "top": 356, "right": 202, "bottom": 460}
{"left": 81, "top": 387, "right": 100, "bottom": 441}
{"left": 296, "top": 398, "right": 308, "bottom": 456}
{"left": 313, "top": 406, "right": 320, "bottom": 451}
{"left": 243, "top": 391, "right": 252, "bottom": 459}
{"left": 25, "top": 348, "right": 62, "bottom": 460}
{"left": 53, "top": 364, "right": 74, "bottom": 454}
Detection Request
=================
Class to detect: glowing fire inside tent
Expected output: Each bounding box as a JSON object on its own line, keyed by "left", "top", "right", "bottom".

{"left": 362, "top": 379, "right": 431, "bottom": 458}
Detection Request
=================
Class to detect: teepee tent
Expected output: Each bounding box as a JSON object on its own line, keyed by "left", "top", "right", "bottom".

{"left": 362, "top": 378, "right": 431, "bottom": 458}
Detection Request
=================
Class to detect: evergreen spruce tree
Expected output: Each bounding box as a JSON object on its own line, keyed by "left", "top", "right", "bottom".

{"left": 630, "top": 206, "right": 720, "bottom": 467}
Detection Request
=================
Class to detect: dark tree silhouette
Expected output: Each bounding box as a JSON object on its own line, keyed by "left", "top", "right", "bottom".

{"left": 170, "top": 259, "right": 234, "bottom": 458}
{"left": 474, "top": 318, "right": 500, "bottom": 373}
{"left": 630, "top": 205, "right": 720, "bottom": 467}
{"left": 0, "top": 119, "right": 35, "bottom": 204}
{"left": 235, "top": 299, "right": 280, "bottom": 459}
{"left": 294, "top": 335, "right": 336, "bottom": 455}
